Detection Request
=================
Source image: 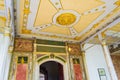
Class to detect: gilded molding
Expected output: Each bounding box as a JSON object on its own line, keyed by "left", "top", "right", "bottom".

{"left": 0, "top": 27, "right": 12, "bottom": 35}
{"left": 6, "top": 8, "right": 11, "bottom": 27}
{"left": 4, "top": 33, "right": 11, "bottom": 36}
{"left": 0, "top": 16, "right": 6, "bottom": 27}
{"left": 101, "top": 32, "right": 106, "bottom": 38}
{"left": 0, "top": 0, "right": 5, "bottom": 10}
{"left": 22, "top": 0, "right": 31, "bottom": 30}
{"left": 8, "top": 46, "right": 14, "bottom": 53}
{"left": 24, "top": 8, "right": 31, "bottom": 14}
{"left": 67, "top": 43, "right": 81, "bottom": 56}
{"left": 0, "top": 16, "right": 6, "bottom": 21}
{"left": 20, "top": 0, "right": 31, "bottom": 34}
{"left": 100, "top": 38, "right": 107, "bottom": 46}
{"left": 114, "top": 1, "right": 120, "bottom": 6}
{"left": 0, "top": 4, "right": 4, "bottom": 7}
{"left": 56, "top": 13, "right": 76, "bottom": 25}
{"left": 0, "top": 27, "right": 4, "bottom": 33}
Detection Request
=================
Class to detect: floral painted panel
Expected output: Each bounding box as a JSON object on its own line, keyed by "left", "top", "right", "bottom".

{"left": 14, "top": 38, "right": 33, "bottom": 52}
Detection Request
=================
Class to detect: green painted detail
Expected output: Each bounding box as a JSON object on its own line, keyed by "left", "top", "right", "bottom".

{"left": 36, "top": 46, "right": 66, "bottom": 53}
{"left": 37, "top": 56, "right": 49, "bottom": 62}
{"left": 55, "top": 56, "right": 66, "bottom": 63}
{"left": 36, "top": 39, "right": 65, "bottom": 46}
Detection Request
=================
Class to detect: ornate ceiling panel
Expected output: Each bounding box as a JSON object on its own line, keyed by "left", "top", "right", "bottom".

{"left": 15, "top": 0, "right": 120, "bottom": 42}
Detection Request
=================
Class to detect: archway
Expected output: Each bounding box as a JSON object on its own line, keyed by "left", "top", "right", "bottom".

{"left": 40, "top": 61, "right": 64, "bottom": 80}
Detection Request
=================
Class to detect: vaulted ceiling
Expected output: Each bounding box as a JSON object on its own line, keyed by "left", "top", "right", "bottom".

{"left": 13, "top": 0, "right": 120, "bottom": 42}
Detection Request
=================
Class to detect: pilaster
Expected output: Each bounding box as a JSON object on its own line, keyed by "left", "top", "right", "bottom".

{"left": 81, "top": 44, "right": 90, "bottom": 80}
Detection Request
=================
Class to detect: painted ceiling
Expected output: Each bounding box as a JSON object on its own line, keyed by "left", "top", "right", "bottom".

{"left": 14, "top": 0, "right": 120, "bottom": 42}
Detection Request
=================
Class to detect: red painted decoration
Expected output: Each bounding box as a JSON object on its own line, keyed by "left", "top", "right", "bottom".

{"left": 74, "top": 64, "right": 83, "bottom": 80}
{"left": 16, "top": 64, "right": 27, "bottom": 80}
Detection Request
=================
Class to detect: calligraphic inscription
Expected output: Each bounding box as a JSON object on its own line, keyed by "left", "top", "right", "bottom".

{"left": 14, "top": 38, "right": 33, "bottom": 52}
{"left": 68, "top": 43, "right": 81, "bottom": 55}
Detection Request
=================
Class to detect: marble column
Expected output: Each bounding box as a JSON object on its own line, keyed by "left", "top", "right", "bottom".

{"left": 0, "top": 27, "right": 11, "bottom": 80}
{"left": 80, "top": 44, "right": 90, "bottom": 80}
{"left": 82, "top": 51, "right": 90, "bottom": 80}
{"left": 4, "top": 53, "right": 12, "bottom": 80}
{"left": 98, "top": 34, "right": 118, "bottom": 80}
{"left": 0, "top": 33, "right": 4, "bottom": 80}
{"left": 66, "top": 44, "right": 72, "bottom": 80}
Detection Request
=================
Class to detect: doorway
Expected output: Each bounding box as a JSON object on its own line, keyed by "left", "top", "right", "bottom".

{"left": 40, "top": 61, "right": 64, "bottom": 80}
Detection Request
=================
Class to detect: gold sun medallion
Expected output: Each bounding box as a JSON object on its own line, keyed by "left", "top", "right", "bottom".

{"left": 56, "top": 13, "right": 76, "bottom": 26}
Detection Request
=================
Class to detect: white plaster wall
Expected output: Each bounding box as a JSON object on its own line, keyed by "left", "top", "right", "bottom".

{"left": 84, "top": 44, "right": 111, "bottom": 80}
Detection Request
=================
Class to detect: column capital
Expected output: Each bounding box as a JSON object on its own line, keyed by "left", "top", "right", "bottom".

{"left": 82, "top": 51, "right": 85, "bottom": 57}
{"left": 0, "top": 27, "right": 12, "bottom": 37}
{"left": 81, "top": 43, "right": 85, "bottom": 48}
{"left": 101, "top": 39, "right": 107, "bottom": 46}
{"left": 98, "top": 33, "right": 107, "bottom": 46}
{"left": 0, "top": 27, "right": 12, "bottom": 46}
{"left": 98, "top": 32, "right": 106, "bottom": 40}
{"left": 80, "top": 43, "right": 85, "bottom": 51}
{"left": 3, "top": 27, "right": 14, "bottom": 41}
{"left": 8, "top": 45, "right": 14, "bottom": 53}
{"left": 4, "top": 27, "right": 12, "bottom": 33}
{"left": 33, "top": 43, "right": 37, "bottom": 52}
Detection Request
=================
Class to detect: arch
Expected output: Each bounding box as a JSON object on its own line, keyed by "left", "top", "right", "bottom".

{"left": 34, "top": 56, "right": 68, "bottom": 80}
{"left": 38, "top": 58, "right": 65, "bottom": 66}
{"left": 37, "top": 55, "right": 66, "bottom": 64}
{"left": 40, "top": 61, "right": 64, "bottom": 80}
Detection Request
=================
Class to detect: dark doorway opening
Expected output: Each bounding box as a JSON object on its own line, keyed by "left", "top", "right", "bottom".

{"left": 40, "top": 61, "right": 64, "bottom": 80}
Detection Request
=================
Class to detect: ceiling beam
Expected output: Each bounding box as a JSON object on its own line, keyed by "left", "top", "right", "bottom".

{"left": 81, "top": 16, "right": 120, "bottom": 45}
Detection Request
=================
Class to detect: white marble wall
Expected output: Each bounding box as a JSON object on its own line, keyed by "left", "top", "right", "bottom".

{"left": 84, "top": 44, "right": 111, "bottom": 80}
